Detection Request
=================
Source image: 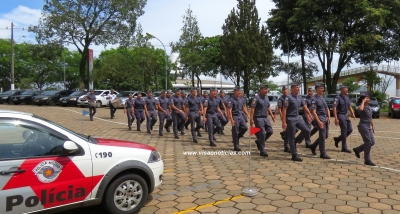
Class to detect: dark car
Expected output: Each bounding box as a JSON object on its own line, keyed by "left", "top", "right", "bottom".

{"left": 59, "top": 91, "right": 87, "bottom": 107}
{"left": 388, "top": 97, "right": 400, "bottom": 118}
{"left": 11, "top": 90, "right": 42, "bottom": 105}
{"left": 0, "top": 90, "right": 25, "bottom": 104}
{"left": 324, "top": 94, "right": 337, "bottom": 115}
{"left": 33, "top": 90, "right": 74, "bottom": 106}
{"left": 355, "top": 97, "right": 380, "bottom": 118}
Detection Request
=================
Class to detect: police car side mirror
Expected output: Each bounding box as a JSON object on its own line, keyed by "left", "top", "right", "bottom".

{"left": 63, "top": 141, "right": 79, "bottom": 151}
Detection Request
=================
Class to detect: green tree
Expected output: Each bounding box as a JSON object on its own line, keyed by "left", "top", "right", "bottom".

{"left": 342, "top": 77, "right": 361, "bottom": 94}
{"left": 274, "top": 60, "right": 317, "bottom": 85}
{"left": 171, "top": 5, "right": 203, "bottom": 88}
{"left": 62, "top": 50, "right": 81, "bottom": 90}
{"left": 30, "top": 0, "right": 147, "bottom": 90}
{"left": 361, "top": 69, "right": 381, "bottom": 92}
{"left": 267, "top": 0, "right": 400, "bottom": 93}
{"left": 249, "top": 79, "right": 279, "bottom": 94}
{"left": 220, "top": 0, "right": 275, "bottom": 96}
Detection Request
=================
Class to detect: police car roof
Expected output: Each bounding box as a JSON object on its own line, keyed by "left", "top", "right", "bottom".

{"left": 0, "top": 109, "right": 33, "bottom": 116}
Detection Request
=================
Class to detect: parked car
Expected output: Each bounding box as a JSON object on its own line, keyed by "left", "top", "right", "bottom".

{"left": 388, "top": 97, "right": 400, "bottom": 118}
{"left": 0, "top": 109, "right": 163, "bottom": 214}
{"left": 0, "top": 90, "right": 25, "bottom": 104}
{"left": 59, "top": 91, "right": 88, "bottom": 107}
{"left": 77, "top": 90, "right": 119, "bottom": 108}
{"left": 324, "top": 94, "right": 337, "bottom": 115}
{"left": 33, "top": 90, "right": 74, "bottom": 106}
{"left": 11, "top": 90, "right": 42, "bottom": 105}
{"left": 267, "top": 94, "right": 279, "bottom": 113}
{"left": 354, "top": 97, "right": 380, "bottom": 118}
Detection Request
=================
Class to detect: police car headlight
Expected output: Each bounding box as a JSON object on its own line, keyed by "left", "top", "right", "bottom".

{"left": 42, "top": 97, "right": 48, "bottom": 100}
{"left": 70, "top": 98, "right": 76, "bottom": 101}
{"left": 59, "top": 98, "right": 62, "bottom": 101}
{"left": 2, "top": 97, "right": 7, "bottom": 99}
{"left": 148, "top": 150, "right": 161, "bottom": 163}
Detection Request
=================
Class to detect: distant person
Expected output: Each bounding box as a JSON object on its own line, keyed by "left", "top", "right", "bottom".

{"left": 124, "top": 93, "right": 135, "bottom": 130}
{"left": 106, "top": 89, "right": 117, "bottom": 119}
{"left": 84, "top": 89, "right": 96, "bottom": 121}
{"left": 133, "top": 93, "right": 146, "bottom": 131}
{"left": 144, "top": 91, "right": 158, "bottom": 134}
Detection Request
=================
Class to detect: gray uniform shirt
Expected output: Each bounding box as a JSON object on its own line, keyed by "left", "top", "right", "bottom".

{"left": 185, "top": 96, "right": 201, "bottom": 112}
{"left": 359, "top": 105, "right": 372, "bottom": 123}
{"left": 86, "top": 94, "right": 96, "bottom": 103}
{"left": 312, "top": 95, "right": 328, "bottom": 122}
{"left": 251, "top": 94, "right": 270, "bottom": 117}
{"left": 125, "top": 98, "right": 134, "bottom": 108}
{"left": 204, "top": 97, "right": 219, "bottom": 114}
{"left": 145, "top": 97, "right": 157, "bottom": 111}
{"left": 134, "top": 98, "right": 145, "bottom": 111}
{"left": 170, "top": 95, "right": 183, "bottom": 111}
{"left": 284, "top": 93, "right": 306, "bottom": 119}
{"left": 157, "top": 97, "right": 169, "bottom": 111}
{"left": 227, "top": 97, "right": 243, "bottom": 115}
{"left": 333, "top": 94, "right": 350, "bottom": 114}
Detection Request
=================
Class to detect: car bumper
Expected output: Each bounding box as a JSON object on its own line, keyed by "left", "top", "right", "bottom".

{"left": 61, "top": 100, "right": 77, "bottom": 106}
{"left": 77, "top": 100, "right": 89, "bottom": 106}
{"left": 0, "top": 98, "right": 9, "bottom": 103}
{"left": 149, "top": 161, "right": 164, "bottom": 190}
{"left": 33, "top": 99, "right": 50, "bottom": 105}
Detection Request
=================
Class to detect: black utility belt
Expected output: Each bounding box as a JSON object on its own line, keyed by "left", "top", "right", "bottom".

{"left": 190, "top": 110, "right": 199, "bottom": 112}
{"left": 232, "top": 114, "right": 239, "bottom": 116}
{"left": 254, "top": 116, "right": 267, "bottom": 118}
{"left": 287, "top": 115, "right": 298, "bottom": 117}
{"left": 338, "top": 113, "right": 347, "bottom": 115}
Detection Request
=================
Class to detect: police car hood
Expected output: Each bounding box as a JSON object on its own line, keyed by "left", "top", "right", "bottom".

{"left": 95, "top": 138, "right": 156, "bottom": 151}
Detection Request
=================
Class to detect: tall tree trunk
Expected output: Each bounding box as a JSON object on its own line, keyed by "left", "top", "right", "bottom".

{"left": 191, "top": 71, "right": 195, "bottom": 87}
{"left": 236, "top": 70, "right": 240, "bottom": 86}
{"left": 300, "top": 44, "right": 307, "bottom": 94}
{"left": 79, "top": 49, "right": 88, "bottom": 90}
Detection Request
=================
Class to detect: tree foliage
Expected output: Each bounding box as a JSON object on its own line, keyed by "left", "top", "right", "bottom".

{"left": 274, "top": 60, "right": 318, "bottom": 85}
{"left": 220, "top": 0, "right": 276, "bottom": 96}
{"left": 342, "top": 77, "right": 361, "bottom": 94}
{"left": 30, "top": 0, "right": 147, "bottom": 90}
{"left": 171, "top": 5, "right": 203, "bottom": 88}
{"left": 361, "top": 69, "right": 381, "bottom": 92}
{"left": 267, "top": 0, "right": 400, "bottom": 93}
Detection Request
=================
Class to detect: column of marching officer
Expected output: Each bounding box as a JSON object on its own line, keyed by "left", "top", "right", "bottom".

{"left": 116, "top": 84, "right": 376, "bottom": 166}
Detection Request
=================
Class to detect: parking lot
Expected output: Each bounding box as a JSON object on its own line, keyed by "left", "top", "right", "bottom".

{"left": 2, "top": 105, "right": 400, "bottom": 214}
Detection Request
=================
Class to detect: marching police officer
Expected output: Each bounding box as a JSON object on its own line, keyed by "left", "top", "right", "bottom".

{"left": 353, "top": 92, "right": 376, "bottom": 166}
{"left": 84, "top": 89, "right": 97, "bottom": 121}
{"left": 203, "top": 91, "right": 209, "bottom": 131}
{"left": 333, "top": 85, "right": 356, "bottom": 153}
{"left": 170, "top": 89, "right": 186, "bottom": 139}
{"left": 304, "top": 87, "right": 319, "bottom": 148}
{"left": 309, "top": 83, "right": 331, "bottom": 159}
{"left": 281, "top": 83, "right": 313, "bottom": 162}
{"left": 250, "top": 85, "right": 275, "bottom": 157}
{"left": 227, "top": 86, "right": 248, "bottom": 151}
{"left": 164, "top": 90, "right": 173, "bottom": 132}
{"left": 218, "top": 90, "right": 229, "bottom": 135}
{"left": 239, "top": 90, "right": 250, "bottom": 123}
{"left": 157, "top": 91, "right": 172, "bottom": 136}
{"left": 203, "top": 87, "right": 224, "bottom": 147}
{"left": 275, "top": 86, "right": 290, "bottom": 153}
{"left": 144, "top": 91, "right": 158, "bottom": 134}
{"left": 133, "top": 93, "right": 146, "bottom": 131}
{"left": 185, "top": 88, "right": 203, "bottom": 143}
{"left": 124, "top": 93, "right": 135, "bottom": 130}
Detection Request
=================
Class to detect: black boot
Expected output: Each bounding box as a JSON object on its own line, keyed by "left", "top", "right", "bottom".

{"left": 284, "top": 147, "right": 291, "bottom": 153}
{"left": 260, "top": 151, "right": 268, "bottom": 157}
{"left": 320, "top": 153, "right": 331, "bottom": 159}
{"left": 353, "top": 148, "right": 360, "bottom": 158}
{"left": 334, "top": 137, "right": 340, "bottom": 148}
{"left": 197, "top": 131, "right": 202, "bottom": 137}
{"left": 364, "top": 160, "right": 376, "bottom": 166}
{"left": 309, "top": 144, "right": 317, "bottom": 155}
{"left": 341, "top": 148, "right": 351, "bottom": 153}
{"left": 291, "top": 154, "right": 303, "bottom": 162}
{"left": 210, "top": 141, "right": 216, "bottom": 147}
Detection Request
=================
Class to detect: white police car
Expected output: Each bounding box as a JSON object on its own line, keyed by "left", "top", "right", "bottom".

{"left": 0, "top": 110, "right": 163, "bottom": 214}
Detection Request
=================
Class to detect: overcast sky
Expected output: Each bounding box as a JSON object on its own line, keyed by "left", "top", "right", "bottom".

{"left": 0, "top": 0, "right": 397, "bottom": 95}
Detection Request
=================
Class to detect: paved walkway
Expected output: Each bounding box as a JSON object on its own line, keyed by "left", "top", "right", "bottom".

{"left": 2, "top": 105, "right": 400, "bottom": 214}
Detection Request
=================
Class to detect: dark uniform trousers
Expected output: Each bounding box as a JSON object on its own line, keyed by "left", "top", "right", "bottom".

{"left": 232, "top": 115, "right": 248, "bottom": 149}
{"left": 146, "top": 111, "right": 157, "bottom": 131}
{"left": 338, "top": 114, "right": 353, "bottom": 149}
{"left": 126, "top": 110, "right": 135, "bottom": 128}
{"left": 217, "top": 111, "right": 228, "bottom": 127}
{"left": 135, "top": 110, "right": 145, "bottom": 129}
{"left": 109, "top": 102, "right": 117, "bottom": 117}
{"left": 89, "top": 105, "right": 96, "bottom": 120}
{"left": 304, "top": 114, "right": 318, "bottom": 145}
{"left": 254, "top": 116, "right": 273, "bottom": 151}
{"left": 287, "top": 116, "right": 311, "bottom": 155}
{"left": 172, "top": 111, "right": 186, "bottom": 137}
{"left": 311, "top": 116, "right": 329, "bottom": 154}
{"left": 241, "top": 112, "right": 248, "bottom": 123}
{"left": 206, "top": 113, "right": 222, "bottom": 142}
{"left": 354, "top": 122, "right": 375, "bottom": 161}
{"left": 158, "top": 110, "right": 172, "bottom": 135}
{"left": 189, "top": 111, "right": 202, "bottom": 140}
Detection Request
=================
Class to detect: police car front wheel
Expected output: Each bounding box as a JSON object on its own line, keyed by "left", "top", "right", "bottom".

{"left": 103, "top": 174, "right": 148, "bottom": 214}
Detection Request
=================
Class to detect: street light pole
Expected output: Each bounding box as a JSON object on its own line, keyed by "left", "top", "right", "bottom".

{"left": 146, "top": 33, "right": 168, "bottom": 91}
{"left": 10, "top": 22, "right": 14, "bottom": 90}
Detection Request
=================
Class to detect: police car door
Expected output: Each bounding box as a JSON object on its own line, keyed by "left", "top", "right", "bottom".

{"left": 0, "top": 118, "right": 94, "bottom": 214}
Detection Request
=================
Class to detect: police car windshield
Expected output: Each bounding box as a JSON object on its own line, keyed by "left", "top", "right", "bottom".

{"left": 33, "top": 115, "right": 98, "bottom": 144}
